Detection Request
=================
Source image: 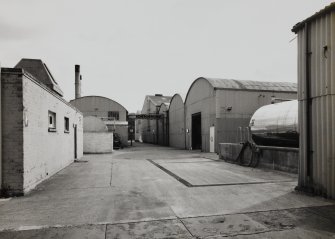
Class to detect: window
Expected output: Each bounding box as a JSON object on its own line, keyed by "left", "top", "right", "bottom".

{"left": 48, "top": 111, "right": 56, "bottom": 132}
{"left": 108, "top": 111, "right": 119, "bottom": 120}
{"left": 64, "top": 117, "right": 69, "bottom": 133}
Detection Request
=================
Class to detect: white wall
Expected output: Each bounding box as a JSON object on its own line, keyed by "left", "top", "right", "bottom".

{"left": 22, "top": 74, "right": 83, "bottom": 193}
{"left": 83, "top": 116, "right": 108, "bottom": 132}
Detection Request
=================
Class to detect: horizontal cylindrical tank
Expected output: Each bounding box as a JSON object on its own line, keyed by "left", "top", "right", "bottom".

{"left": 249, "top": 100, "right": 298, "bottom": 147}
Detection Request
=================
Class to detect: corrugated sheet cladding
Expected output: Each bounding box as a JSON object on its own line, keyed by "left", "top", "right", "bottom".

{"left": 204, "top": 78, "right": 297, "bottom": 92}
{"left": 293, "top": 3, "right": 335, "bottom": 198}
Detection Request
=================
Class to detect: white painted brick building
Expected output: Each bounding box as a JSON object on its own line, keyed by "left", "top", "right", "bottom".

{"left": 1, "top": 61, "right": 83, "bottom": 196}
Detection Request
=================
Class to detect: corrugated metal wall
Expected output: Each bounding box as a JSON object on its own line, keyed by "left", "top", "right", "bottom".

{"left": 184, "top": 78, "right": 216, "bottom": 152}
{"left": 296, "top": 11, "right": 335, "bottom": 198}
{"left": 215, "top": 90, "right": 297, "bottom": 146}
{"left": 168, "top": 94, "right": 185, "bottom": 149}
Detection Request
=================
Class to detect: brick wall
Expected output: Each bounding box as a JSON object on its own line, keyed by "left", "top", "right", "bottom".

{"left": 1, "top": 69, "right": 24, "bottom": 195}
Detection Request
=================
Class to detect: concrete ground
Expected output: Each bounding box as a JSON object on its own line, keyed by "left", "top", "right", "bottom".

{"left": 0, "top": 143, "right": 334, "bottom": 238}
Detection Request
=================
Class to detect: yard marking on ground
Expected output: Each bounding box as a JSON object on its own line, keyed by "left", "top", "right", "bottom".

{"left": 147, "top": 159, "right": 192, "bottom": 187}
{"left": 190, "top": 180, "right": 297, "bottom": 187}
{"left": 147, "top": 159, "right": 296, "bottom": 188}
{"left": 153, "top": 160, "right": 214, "bottom": 164}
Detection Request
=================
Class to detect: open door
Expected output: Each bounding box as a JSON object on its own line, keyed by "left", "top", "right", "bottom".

{"left": 192, "top": 113, "right": 202, "bottom": 150}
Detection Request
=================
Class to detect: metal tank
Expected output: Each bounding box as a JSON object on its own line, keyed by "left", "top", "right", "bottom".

{"left": 249, "top": 100, "right": 298, "bottom": 148}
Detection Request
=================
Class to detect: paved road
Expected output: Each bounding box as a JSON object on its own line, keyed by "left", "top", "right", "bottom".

{"left": 0, "top": 143, "right": 334, "bottom": 238}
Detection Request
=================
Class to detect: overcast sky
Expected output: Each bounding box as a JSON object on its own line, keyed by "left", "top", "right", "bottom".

{"left": 0, "top": 0, "right": 333, "bottom": 112}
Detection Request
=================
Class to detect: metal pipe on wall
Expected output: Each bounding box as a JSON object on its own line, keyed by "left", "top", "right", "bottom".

{"left": 0, "top": 62, "right": 2, "bottom": 192}
{"left": 184, "top": 105, "right": 187, "bottom": 150}
{"left": 305, "top": 23, "right": 312, "bottom": 181}
{"left": 166, "top": 110, "right": 169, "bottom": 146}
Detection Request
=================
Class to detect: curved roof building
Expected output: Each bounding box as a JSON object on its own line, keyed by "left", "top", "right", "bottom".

{"left": 168, "top": 94, "right": 185, "bottom": 149}
{"left": 70, "top": 96, "right": 129, "bottom": 145}
{"left": 183, "top": 77, "right": 297, "bottom": 152}
{"left": 70, "top": 95, "right": 128, "bottom": 120}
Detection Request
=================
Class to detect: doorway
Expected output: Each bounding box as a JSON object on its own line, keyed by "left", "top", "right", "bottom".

{"left": 74, "top": 124, "right": 77, "bottom": 159}
{"left": 192, "top": 113, "right": 202, "bottom": 150}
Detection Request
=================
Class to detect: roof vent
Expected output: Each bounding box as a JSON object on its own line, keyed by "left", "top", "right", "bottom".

{"left": 155, "top": 94, "right": 163, "bottom": 96}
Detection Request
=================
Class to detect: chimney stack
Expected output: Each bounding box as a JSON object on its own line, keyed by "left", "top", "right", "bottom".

{"left": 75, "top": 65, "right": 81, "bottom": 99}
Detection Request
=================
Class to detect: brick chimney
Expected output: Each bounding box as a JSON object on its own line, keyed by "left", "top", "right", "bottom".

{"left": 75, "top": 65, "right": 81, "bottom": 99}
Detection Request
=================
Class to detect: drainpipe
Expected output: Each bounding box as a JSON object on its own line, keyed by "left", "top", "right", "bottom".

{"left": 184, "top": 104, "right": 187, "bottom": 150}
{"left": 0, "top": 62, "right": 2, "bottom": 192}
{"left": 155, "top": 105, "right": 159, "bottom": 145}
{"left": 166, "top": 110, "right": 169, "bottom": 146}
{"left": 305, "top": 23, "right": 312, "bottom": 182}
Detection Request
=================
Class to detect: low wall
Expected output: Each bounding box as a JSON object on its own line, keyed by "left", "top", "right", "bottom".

{"left": 219, "top": 143, "right": 298, "bottom": 173}
{"left": 84, "top": 132, "right": 113, "bottom": 153}
{"left": 218, "top": 143, "right": 243, "bottom": 162}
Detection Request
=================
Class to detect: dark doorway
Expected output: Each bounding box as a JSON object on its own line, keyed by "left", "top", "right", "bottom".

{"left": 192, "top": 112, "right": 202, "bottom": 150}
{"left": 74, "top": 124, "right": 77, "bottom": 159}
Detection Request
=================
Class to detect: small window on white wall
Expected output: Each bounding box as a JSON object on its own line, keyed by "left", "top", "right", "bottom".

{"left": 64, "top": 117, "right": 69, "bottom": 133}
{"left": 48, "top": 111, "right": 56, "bottom": 132}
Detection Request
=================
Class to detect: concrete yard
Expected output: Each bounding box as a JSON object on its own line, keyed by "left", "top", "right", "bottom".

{"left": 0, "top": 143, "right": 334, "bottom": 238}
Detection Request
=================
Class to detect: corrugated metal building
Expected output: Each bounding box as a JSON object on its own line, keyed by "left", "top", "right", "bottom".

{"left": 70, "top": 96, "right": 129, "bottom": 146}
{"left": 140, "top": 94, "right": 172, "bottom": 144}
{"left": 292, "top": 3, "right": 335, "bottom": 198}
{"left": 184, "top": 77, "right": 297, "bottom": 152}
{"left": 168, "top": 94, "right": 185, "bottom": 149}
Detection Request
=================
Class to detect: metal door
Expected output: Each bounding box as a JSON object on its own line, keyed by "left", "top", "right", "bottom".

{"left": 191, "top": 113, "right": 202, "bottom": 150}
{"left": 210, "top": 126, "right": 215, "bottom": 153}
